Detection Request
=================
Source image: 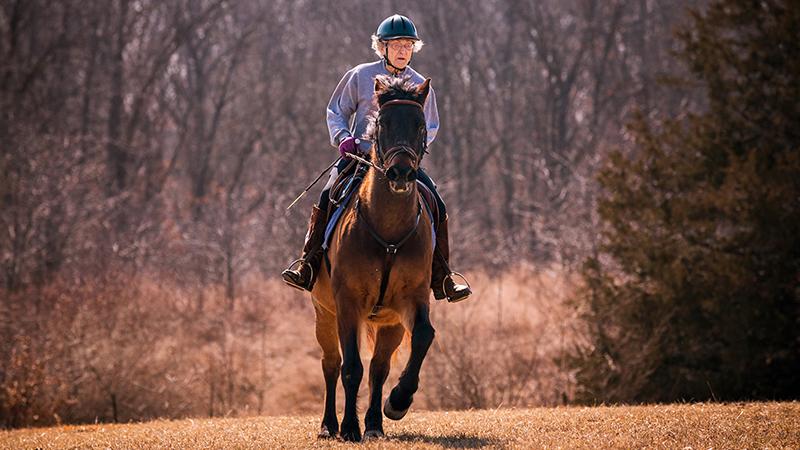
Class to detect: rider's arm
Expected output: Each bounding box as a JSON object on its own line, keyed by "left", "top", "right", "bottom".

{"left": 424, "top": 85, "right": 439, "bottom": 147}
{"left": 326, "top": 68, "right": 360, "bottom": 149}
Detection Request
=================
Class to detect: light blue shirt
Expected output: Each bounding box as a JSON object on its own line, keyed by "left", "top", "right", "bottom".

{"left": 326, "top": 60, "right": 439, "bottom": 153}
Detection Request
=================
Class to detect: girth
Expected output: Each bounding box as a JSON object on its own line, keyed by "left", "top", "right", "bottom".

{"left": 355, "top": 197, "right": 422, "bottom": 319}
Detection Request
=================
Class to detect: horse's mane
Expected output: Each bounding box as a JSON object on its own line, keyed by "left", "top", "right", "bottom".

{"left": 364, "top": 75, "right": 424, "bottom": 142}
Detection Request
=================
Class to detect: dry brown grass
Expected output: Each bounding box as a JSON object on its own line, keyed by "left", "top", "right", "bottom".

{"left": 1, "top": 266, "right": 580, "bottom": 427}
{"left": 2, "top": 402, "right": 797, "bottom": 449}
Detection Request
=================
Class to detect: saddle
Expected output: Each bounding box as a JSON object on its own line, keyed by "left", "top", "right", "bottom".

{"left": 326, "top": 160, "right": 367, "bottom": 223}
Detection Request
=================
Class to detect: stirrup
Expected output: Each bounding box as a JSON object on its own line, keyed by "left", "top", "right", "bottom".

{"left": 442, "top": 271, "right": 471, "bottom": 303}
{"left": 282, "top": 258, "right": 314, "bottom": 291}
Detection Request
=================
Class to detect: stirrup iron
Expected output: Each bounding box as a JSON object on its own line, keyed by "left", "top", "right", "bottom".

{"left": 442, "top": 271, "right": 471, "bottom": 302}
{"left": 282, "top": 258, "right": 314, "bottom": 291}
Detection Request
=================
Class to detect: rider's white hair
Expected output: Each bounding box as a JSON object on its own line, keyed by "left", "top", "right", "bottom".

{"left": 371, "top": 35, "right": 425, "bottom": 58}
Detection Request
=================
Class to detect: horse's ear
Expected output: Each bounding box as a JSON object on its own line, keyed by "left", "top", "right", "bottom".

{"left": 375, "top": 75, "right": 389, "bottom": 94}
{"left": 416, "top": 78, "right": 431, "bottom": 104}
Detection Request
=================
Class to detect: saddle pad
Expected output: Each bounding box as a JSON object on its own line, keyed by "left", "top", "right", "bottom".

{"left": 323, "top": 188, "right": 357, "bottom": 251}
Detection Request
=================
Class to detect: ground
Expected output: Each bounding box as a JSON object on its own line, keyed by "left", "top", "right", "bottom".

{"left": 2, "top": 402, "right": 797, "bottom": 449}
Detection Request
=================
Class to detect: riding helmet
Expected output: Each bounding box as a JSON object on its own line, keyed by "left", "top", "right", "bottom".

{"left": 376, "top": 14, "right": 419, "bottom": 41}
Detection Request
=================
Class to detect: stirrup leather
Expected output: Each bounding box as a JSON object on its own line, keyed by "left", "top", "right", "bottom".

{"left": 282, "top": 258, "right": 314, "bottom": 291}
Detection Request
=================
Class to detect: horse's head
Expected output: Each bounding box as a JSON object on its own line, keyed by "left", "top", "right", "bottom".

{"left": 368, "top": 75, "right": 430, "bottom": 195}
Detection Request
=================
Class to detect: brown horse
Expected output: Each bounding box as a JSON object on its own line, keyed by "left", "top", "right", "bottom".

{"left": 310, "top": 75, "right": 435, "bottom": 442}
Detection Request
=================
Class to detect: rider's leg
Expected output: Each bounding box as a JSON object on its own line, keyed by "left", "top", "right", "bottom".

{"left": 416, "top": 168, "right": 471, "bottom": 302}
{"left": 282, "top": 158, "right": 352, "bottom": 291}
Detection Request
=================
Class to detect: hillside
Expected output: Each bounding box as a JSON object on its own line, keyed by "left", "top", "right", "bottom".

{"left": 2, "top": 402, "right": 797, "bottom": 449}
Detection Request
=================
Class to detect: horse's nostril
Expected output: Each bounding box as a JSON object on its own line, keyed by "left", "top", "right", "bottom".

{"left": 387, "top": 166, "right": 416, "bottom": 183}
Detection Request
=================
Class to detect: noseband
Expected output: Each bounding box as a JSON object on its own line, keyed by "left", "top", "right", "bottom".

{"left": 375, "top": 99, "right": 426, "bottom": 170}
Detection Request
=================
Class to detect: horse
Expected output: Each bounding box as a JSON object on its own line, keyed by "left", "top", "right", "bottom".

{"left": 310, "top": 75, "right": 436, "bottom": 442}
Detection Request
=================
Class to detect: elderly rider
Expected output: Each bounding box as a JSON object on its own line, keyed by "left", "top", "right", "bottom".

{"left": 281, "top": 14, "right": 471, "bottom": 303}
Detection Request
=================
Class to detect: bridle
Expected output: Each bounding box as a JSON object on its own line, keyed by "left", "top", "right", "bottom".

{"left": 357, "top": 97, "right": 429, "bottom": 319}
{"left": 374, "top": 99, "right": 427, "bottom": 171}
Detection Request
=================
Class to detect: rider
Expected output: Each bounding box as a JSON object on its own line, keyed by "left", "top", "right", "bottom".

{"left": 281, "top": 14, "right": 471, "bottom": 303}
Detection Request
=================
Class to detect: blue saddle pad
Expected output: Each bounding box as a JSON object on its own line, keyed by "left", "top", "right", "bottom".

{"left": 323, "top": 188, "right": 356, "bottom": 251}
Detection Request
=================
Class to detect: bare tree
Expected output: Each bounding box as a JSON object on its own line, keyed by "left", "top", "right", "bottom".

{"left": 1, "top": 0, "right": 703, "bottom": 427}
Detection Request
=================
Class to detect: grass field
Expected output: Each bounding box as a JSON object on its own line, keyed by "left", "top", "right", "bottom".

{"left": 2, "top": 402, "right": 797, "bottom": 449}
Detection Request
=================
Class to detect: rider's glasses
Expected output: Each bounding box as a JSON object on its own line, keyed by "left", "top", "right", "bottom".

{"left": 388, "top": 41, "right": 414, "bottom": 51}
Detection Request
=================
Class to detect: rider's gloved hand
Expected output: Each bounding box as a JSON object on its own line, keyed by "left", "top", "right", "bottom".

{"left": 338, "top": 136, "right": 360, "bottom": 158}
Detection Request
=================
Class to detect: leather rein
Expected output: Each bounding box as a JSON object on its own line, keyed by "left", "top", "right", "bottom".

{"left": 361, "top": 98, "right": 426, "bottom": 319}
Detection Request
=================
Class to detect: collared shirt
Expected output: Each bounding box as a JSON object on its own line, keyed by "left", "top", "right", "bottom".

{"left": 326, "top": 60, "right": 439, "bottom": 153}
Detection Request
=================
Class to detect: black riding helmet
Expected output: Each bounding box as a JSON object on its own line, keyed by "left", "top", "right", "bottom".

{"left": 376, "top": 15, "right": 419, "bottom": 73}
{"left": 376, "top": 14, "right": 419, "bottom": 40}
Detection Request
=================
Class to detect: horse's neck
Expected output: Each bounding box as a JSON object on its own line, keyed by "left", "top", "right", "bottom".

{"left": 358, "top": 169, "right": 418, "bottom": 241}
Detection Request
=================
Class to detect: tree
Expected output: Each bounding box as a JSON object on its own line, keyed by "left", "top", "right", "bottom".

{"left": 572, "top": 0, "right": 800, "bottom": 402}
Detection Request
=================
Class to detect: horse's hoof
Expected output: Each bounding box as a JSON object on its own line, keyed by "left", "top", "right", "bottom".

{"left": 383, "top": 396, "right": 409, "bottom": 421}
{"left": 317, "top": 425, "right": 337, "bottom": 439}
{"left": 340, "top": 429, "right": 361, "bottom": 442}
{"left": 339, "top": 422, "right": 361, "bottom": 442}
{"left": 364, "top": 429, "right": 385, "bottom": 440}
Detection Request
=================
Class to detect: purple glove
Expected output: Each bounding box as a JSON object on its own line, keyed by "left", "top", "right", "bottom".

{"left": 338, "top": 136, "right": 360, "bottom": 158}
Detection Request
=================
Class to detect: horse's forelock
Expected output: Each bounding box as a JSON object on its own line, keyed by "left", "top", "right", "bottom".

{"left": 375, "top": 75, "right": 423, "bottom": 105}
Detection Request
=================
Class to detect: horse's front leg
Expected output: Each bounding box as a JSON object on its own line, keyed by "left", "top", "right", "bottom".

{"left": 314, "top": 304, "right": 341, "bottom": 438}
{"left": 384, "top": 302, "right": 435, "bottom": 420}
{"left": 364, "top": 324, "right": 405, "bottom": 439}
{"left": 337, "top": 308, "right": 363, "bottom": 442}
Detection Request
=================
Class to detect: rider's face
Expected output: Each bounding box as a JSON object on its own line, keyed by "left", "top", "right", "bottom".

{"left": 385, "top": 39, "right": 414, "bottom": 70}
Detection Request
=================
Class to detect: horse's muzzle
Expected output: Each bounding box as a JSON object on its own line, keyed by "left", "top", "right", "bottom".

{"left": 386, "top": 165, "right": 417, "bottom": 194}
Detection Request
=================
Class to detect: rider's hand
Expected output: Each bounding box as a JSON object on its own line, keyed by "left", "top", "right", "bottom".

{"left": 338, "top": 136, "right": 360, "bottom": 158}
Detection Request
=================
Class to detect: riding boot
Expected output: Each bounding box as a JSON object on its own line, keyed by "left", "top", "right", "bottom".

{"left": 431, "top": 215, "right": 472, "bottom": 302}
{"left": 282, "top": 205, "right": 327, "bottom": 292}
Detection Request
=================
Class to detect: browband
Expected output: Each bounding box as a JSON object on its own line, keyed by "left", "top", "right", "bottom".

{"left": 380, "top": 99, "right": 423, "bottom": 110}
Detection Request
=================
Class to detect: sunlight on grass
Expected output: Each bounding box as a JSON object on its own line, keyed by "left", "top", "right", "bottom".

{"left": 2, "top": 402, "right": 797, "bottom": 449}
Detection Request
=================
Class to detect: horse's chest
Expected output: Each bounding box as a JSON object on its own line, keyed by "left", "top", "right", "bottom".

{"left": 331, "top": 237, "right": 430, "bottom": 293}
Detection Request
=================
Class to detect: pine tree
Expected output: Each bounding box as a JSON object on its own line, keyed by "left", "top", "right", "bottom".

{"left": 572, "top": 0, "right": 800, "bottom": 402}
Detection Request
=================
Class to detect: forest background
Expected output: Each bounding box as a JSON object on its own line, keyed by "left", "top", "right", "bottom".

{"left": 2, "top": 0, "right": 797, "bottom": 428}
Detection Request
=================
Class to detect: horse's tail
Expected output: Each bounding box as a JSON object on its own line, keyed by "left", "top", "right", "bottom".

{"left": 397, "top": 328, "right": 411, "bottom": 364}
{"left": 361, "top": 321, "right": 378, "bottom": 353}
{"left": 360, "top": 322, "right": 411, "bottom": 363}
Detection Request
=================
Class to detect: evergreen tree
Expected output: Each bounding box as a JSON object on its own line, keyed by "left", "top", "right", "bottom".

{"left": 572, "top": 0, "right": 800, "bottom": 402}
